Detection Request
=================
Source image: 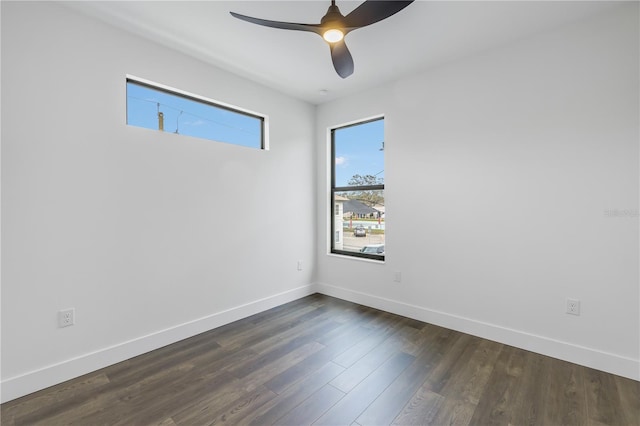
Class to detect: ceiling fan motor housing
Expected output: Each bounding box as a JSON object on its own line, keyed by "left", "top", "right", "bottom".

{"left": 321, "top": 4, "right": 345, "bottom": 29}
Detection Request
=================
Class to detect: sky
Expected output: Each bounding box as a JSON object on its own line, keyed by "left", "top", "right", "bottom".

{"left": 334, "top": 118, "right": 385, "bottom": 187}
{"left": 126, "top": 81, "right": 262, "bottom": 149}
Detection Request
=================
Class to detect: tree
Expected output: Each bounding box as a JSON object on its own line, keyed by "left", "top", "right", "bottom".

{"left": 346, "top": 174, "right": 384, "bottom": 208}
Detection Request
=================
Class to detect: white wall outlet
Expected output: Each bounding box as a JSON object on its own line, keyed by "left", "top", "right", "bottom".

{"left": 394, "top": 272, "right": 402, "bottom": 283}
{"left": 566, "top": 299, "right": 580, "bottom": 316}
{"left": 297, "top": 260, "right": 303, "bottom": 271}
{"left": 58, "top": 308, "right": 75, "bottom": 327}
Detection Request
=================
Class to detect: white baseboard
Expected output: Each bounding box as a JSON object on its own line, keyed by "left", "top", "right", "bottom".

{"left": 315, "top": 282, "right": 640, "bottom": 381}
{"left": 1, "top": 284, "right": 316, "bottom": 403}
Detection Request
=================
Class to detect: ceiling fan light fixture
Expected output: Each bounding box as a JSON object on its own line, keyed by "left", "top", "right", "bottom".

{"left": 323, "top": 28, "right": 344, "bottom": 43}
{"left": 230, "top": 1, "right": 415, "bottom": 78}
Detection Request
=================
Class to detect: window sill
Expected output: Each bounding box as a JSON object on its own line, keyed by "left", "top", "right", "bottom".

{"left": 326, "top": 253, "right": 385, "bottom": 264}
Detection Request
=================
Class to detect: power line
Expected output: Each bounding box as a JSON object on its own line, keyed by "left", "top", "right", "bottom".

{"left": 127, "top": 95, "right": 258, "bottom": 135}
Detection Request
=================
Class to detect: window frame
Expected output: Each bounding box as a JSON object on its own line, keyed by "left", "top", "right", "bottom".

{"left": 330, "top": 117, "right": 385, "bottom": 261}
{"left": 126, "top": 75, "right": 268, "bottom": 150}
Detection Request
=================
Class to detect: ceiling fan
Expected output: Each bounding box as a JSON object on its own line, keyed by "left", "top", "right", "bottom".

{"left": 230, "top": 1, "right": 414, "bottom": 79}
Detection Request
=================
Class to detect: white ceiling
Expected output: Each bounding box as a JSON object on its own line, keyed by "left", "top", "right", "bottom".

{"left": 62, "top": 1, "right": 622, "bottom": 104}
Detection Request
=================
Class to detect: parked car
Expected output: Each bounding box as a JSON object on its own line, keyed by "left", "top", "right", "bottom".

{"left": 353, "top": 225, "right": 366, "bottom": 237}
{"left": 360, "top": 244, "right": 385, "bottom": 255}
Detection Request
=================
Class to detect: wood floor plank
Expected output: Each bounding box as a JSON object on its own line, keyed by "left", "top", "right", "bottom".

{"left": 356, "top": 325, "right": 459, "bottom": 426}
{"left": 111, "top": 369, "right": 237, "bottom": 426}
{"left": 167, "top": 330, "right": 327, "bottom": 425}
{"left": 15, "top": 326, "right": 254, "bottom": 423}
{"left": 316, "top": 319, "right": 377, "bottom": 348}
{"left": 429, "top": 396, "right": 478, "bottom": 426}
{"left": 246, "top": 362, "right": 345, "bottom": 426}
{"left": 584, "top": 367, "right": 627, "bottom": 425}
{"left": 12, "top": 361, "right": 188, "bottom": 425}
{"left": 274, "top": 384, "right": 344, "bottom": 425}
{"left": 261, "top": 307, "right": 391, "bottom": 395}
{"left": 440, "top": 338, "right": 503, "bottom": 405}
{"left": 157, "top": 417, "right": 178, "bottom": 426}
{"left": 211, "top": 295, "right": 322, "bottom": 339}
{"left": 240, "top": 341, "right": 326, "bottom": 393}
{"left": 263, "top": 339, "right": 353, "bottom": 395}
{"left": 179, "top": 385, "right": 277, "bottom": 425}
{"left": 332, "top": 315, "right": 405, "bottom": 368}
{"left": 509, "top": 349, "right": 551, "bottom": 426}
{"left": 227, "top": 319, "right": 339, "bottom": 379}
{"left": 314, "top": 352, "right": 415, "bottom": 426}
{"left": 391, "top": 387, "right": 444, "bottom": 426}
{"left": 86, "top": 341, "right": 254, "bottom": 425}
{"left": 227, "top": 335, "right": 320, "bottom": 379}
{"left": 329, "top": 339, "right": 398, "bottom": 393}
{"left": 215, "top": 304, "right": 325, "bottom": 350}
{"left": 106, "top": 338, "right": 224, "bottom": 386}
{"left": 614, "top": 375, "right": 640, "bottom": 425}
{"left": 468, "top": 345, "right": 527, "bottom": 425}
{"left": 391, "top": 325, "right": 427, "bottom": 357}
{"left": 3, "top": 294, "right": 639, "bottom": 426}
{"left": 248, "top": 314, "right": 341, "bottom": 356}
{"left": 418, "top": 332, "right": 474, "bottom": 394}
{"left": 541, "top": 357, "right": 587, "bottom": 425}
{"left": 317, "top": 303, "right": 378, "bottom": 327}
{"left": 168, "top": 376, "right": 258, "bottom": 425}
{"left": 261, "top": 309, "right": 382, "bottom": 396}
{"left": 402, "top": 317, "right": 428, "bottom": 330}
{"left": 8, "top": 337, "right": 225, "bottom": 424}
{"left": 0, "top": 372, "right": 110, "bottom": 425}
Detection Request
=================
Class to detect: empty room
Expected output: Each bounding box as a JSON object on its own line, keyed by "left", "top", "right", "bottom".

{"left": 1, "top": 1, "right": 638, "bottom": 425}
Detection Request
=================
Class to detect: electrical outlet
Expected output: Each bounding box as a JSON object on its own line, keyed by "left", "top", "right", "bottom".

{"left": 297, "top": 260, "right": 303, "bottom": 271}
{"left": 566, "top": 299, "right": 580, "bottom": 316}
{"left": 58, "top": 308, "right": 75, "bottom": 327}
{"left": 394, "top": 272, "right": 402, "bottom": 283}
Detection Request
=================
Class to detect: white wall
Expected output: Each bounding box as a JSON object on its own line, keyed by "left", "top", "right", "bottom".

{"left": 316, "top": 3, "right": 639, "bottom": 380}
{"left": 1, "top": 1, "right": 316, "bottom": 401}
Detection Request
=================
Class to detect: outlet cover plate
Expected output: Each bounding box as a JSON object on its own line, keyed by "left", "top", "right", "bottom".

{"left": 566, "top": 299, "right": 580, "bottom": 316}
{"left": 58, "top": 308, "right": 75, "bottom": 327}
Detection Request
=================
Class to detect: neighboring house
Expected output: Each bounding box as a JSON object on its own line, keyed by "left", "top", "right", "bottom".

{"left": 373, "top": 204, "right": 385, "bottom": 219}
{"left": 342, "top": 199, "right": 378, "bottom": 219}
{"left": 334, "top": 195, "right": 348, "bottom": 250}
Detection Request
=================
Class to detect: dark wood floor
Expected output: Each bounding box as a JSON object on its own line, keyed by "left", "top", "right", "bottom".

{"left": 2, "top": 294, "right": 639, "bottom": 425}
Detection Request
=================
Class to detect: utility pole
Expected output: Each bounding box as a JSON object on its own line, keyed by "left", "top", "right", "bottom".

{"left": 157, "top": 102, "right": 164, "bottom": 131}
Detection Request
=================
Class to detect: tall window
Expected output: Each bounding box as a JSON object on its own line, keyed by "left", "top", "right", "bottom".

{"left": 331, "top": 117, "right": 385, "bottom": 260}
{"left": 126, "top": 77, "right": 266, "bottom": 149}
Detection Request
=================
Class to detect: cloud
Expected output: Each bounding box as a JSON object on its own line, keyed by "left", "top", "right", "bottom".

{"left": 335, "top": 156, "right": 347, "bottom": 166}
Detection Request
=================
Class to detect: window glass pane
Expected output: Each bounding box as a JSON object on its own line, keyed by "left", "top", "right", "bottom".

{"left": 331, "top": 117, "right": 384, "bottom": 260}
{"left": 334, "top": 190, "right": 385, "bottom": 256}
{"left": 126, "top": 80, "right": 263, "bottom": 149}
{"left": 334, "top": 119, "right": 384, "bottom": 187}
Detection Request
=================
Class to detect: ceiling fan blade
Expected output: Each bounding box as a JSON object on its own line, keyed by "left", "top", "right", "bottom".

{"left": 230, "top": 12, "right": 322, "bottom": 35}
{"left": 343, "top": 1, "right": 414, "bottom": 29}
{"left": 330, "top": 40, "right": 354, "bottom": 79}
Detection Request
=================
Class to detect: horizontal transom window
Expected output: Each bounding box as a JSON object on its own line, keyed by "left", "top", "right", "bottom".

{"left": 126, "top": 77, "right": 266, "bottom": 149}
